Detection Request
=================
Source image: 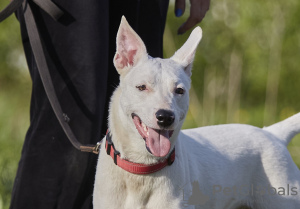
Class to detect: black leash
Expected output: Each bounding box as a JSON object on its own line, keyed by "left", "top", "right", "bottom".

{"left": 0, "top": 0, "right": 101, "bottom": 154}
{"left": 0, "top": 0, "right": 23, "bottom": 22}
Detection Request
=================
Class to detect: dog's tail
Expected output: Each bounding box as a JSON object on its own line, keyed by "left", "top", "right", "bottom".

{"left": 263, "top": 112, "right": 300, "bottom": 146}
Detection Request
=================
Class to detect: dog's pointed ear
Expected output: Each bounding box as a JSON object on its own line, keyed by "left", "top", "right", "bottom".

{"left": 114, "top": 16, "right": 147, "bottom": 75}
{"left": 171, "top": 27, "right": 202, "bottom": 77}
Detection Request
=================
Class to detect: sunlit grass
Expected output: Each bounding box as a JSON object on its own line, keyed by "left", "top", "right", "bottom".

{"left": 0, "top": 82, "right": 31, "bottom": 209}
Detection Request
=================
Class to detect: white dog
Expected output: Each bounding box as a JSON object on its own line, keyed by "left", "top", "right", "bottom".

{"left": 93, "top": 16, "right": 300, "bottom": 209}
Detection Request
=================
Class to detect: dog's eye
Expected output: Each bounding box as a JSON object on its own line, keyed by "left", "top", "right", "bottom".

{"left": 175, "top": 87, "right": 185, "bottom": 95}
{"left": 136, "top": 85, "right": 147, "bottom": 91}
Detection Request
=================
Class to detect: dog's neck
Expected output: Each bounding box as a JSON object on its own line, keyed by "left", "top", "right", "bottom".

{"left": 107, "top": 86, "right": 181, "bottom": 164}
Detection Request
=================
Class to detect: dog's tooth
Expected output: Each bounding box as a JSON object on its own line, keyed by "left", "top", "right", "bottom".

{"left": 142, "top": 122, "right": 147, "bottom": 132}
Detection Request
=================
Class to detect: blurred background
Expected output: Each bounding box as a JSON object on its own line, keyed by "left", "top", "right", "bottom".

{"left": 0, "top": 0, "right": 299, "bottom": 208}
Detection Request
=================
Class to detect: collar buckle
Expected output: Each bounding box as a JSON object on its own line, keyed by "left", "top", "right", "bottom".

{"left": 114, "top": 150, "right": 120, "bottom": 165}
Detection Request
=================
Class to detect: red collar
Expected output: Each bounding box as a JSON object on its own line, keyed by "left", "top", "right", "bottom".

{"left": 105, "top": 132, "right": 175, "bottom": 175}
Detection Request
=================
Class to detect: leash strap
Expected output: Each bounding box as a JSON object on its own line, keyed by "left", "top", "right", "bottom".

{"left": 0, "top": 0, "right": 63, "bottom": 22}
{"left": 31, "top": 0, "right": 64, "bottom": 21}
{"left": 105, "top": 133, "right": 175, "bottom": 174}
{"left": 0, "top": 0, "right": 101, "bottom": 154}
{"left": 0, "top": 0, "right": 23, "bottom": 22}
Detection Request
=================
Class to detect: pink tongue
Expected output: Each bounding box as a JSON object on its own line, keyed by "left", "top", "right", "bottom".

{"left": 147, "top": 128, "right": 171, "bottom": 157}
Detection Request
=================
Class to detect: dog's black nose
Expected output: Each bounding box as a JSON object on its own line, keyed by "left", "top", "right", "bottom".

{"left": 156, "top": 110, "right": 175, "bottom": 127}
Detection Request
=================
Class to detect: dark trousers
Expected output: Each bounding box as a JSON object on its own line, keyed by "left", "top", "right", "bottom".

{"left": 10, "top": 0, "right": 169, "bottom": 208}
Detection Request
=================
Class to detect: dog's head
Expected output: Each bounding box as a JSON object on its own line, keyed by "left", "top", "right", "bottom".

{"left": 111, "top": 16, "right": 202, "bottom": 159}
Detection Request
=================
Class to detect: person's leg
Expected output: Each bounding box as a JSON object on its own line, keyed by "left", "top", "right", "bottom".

{"left": 10, "top": 1, "right": 109, "bottom": 208}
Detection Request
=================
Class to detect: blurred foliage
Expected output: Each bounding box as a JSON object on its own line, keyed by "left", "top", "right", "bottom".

{"left": 0, "top": 0, "right": 300, "bottom": 208}
{"left": 0, "top": 2, "right": 31, "bottom": 208}
{"left": 165, "top": 0, "right": 300, "bottom": 167}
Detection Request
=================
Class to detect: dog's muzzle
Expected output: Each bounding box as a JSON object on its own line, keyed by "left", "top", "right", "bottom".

{"left": 132, "top": 113, "right": 174, "bottom": 157}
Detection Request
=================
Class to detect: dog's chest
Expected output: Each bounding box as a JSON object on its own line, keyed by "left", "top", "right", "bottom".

{"left": 94, "top": 152, "right": 181, "bottom": 209}
{"left": 115, "top": 171, "right": 179, "bottom": 208}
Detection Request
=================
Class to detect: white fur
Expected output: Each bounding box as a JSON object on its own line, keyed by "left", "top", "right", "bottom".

{"left": 93, "top": 17, "right": 300, "bottom": 209}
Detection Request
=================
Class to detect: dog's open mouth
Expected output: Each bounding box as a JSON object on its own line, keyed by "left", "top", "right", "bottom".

{"left": 132, "top": 114, "right": 173, "bottom": 157}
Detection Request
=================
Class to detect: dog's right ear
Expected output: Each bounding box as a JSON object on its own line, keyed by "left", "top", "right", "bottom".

{"left": 114, "top": 16, "right": 148, "bottom": 75}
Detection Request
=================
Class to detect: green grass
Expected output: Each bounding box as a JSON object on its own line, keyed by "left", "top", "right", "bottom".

{"left": 0, "top": 82, "right": 31, "bottom": 209}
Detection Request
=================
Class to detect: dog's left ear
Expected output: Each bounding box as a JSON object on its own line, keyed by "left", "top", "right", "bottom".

{"left": 114, "top": 16, "right": 147, "bottom": 75}
{"left": 171, "top": 27, "right": 202, "bottom": 77}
